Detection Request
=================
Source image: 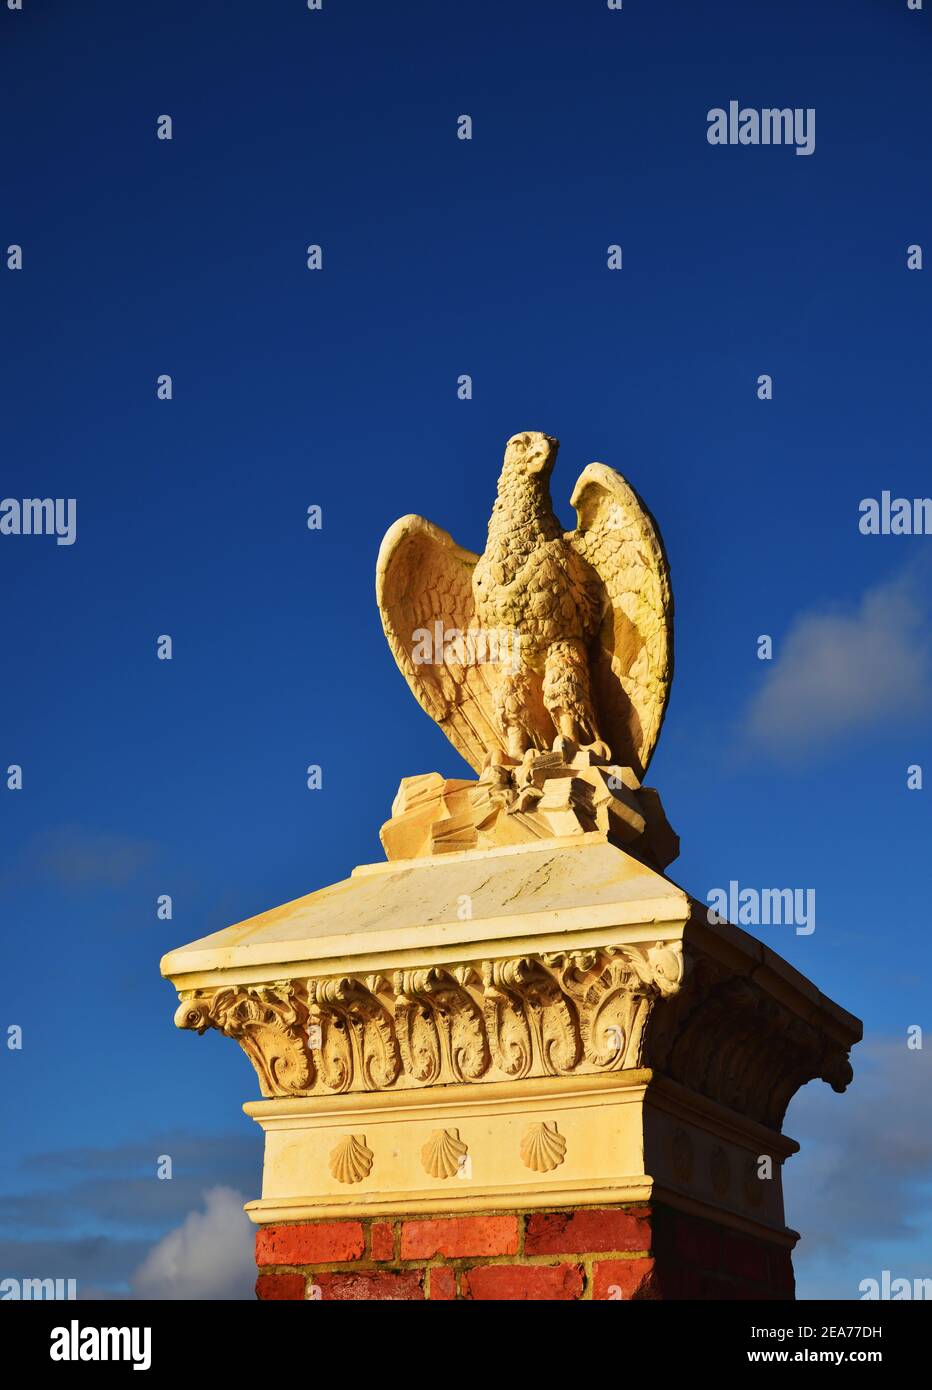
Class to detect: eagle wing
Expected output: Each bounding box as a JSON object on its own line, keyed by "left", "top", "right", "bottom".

{"left": 567, "top": 464, "right": 674, "bottom": 779}
{"left": 376, "top": 514, "right": 502, "bottom": 772}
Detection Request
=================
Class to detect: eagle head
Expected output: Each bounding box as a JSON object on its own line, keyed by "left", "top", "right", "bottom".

{"left": 503, "top": 430, "right": 559, "bottom": 480}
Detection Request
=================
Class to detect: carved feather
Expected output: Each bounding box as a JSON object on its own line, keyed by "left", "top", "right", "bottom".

{"left": 376, "top": 514, "right": 502, "bottom": 770}
{"left": 567, "top": 464, "right": 674, "bottom": 778}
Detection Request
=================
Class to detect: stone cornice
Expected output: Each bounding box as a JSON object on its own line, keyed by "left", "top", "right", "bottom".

{"left": 174, "top": 940, "right": 683, "bottom": 1099}
{"left": 160, "top": 835, "right": 688, "bottom": 985}
{"left": 165, "top": 840, "right": 861, "bottom": 1133}
{"left": 172, "top": 942, "right": 857, "bottom": 1132}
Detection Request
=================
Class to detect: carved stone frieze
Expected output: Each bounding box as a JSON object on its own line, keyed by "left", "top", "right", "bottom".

{"left": 173, "top": 944, "right": 680, "bottom": 1099}
{"left": 172, "top": 934, "right": 856, "bottom": 1131}
{"left": 482, "top": 956, "right": 581, "bottom": 1076}
{"left": 545, "top": 941, "right": 684, "bottom": 1071}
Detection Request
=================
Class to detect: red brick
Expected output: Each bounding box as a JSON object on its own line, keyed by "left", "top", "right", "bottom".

{"left": 315, "top": 1270, "right": 424, "bottom": 1301}
{"left": 255, "top": 1273, "right": 306, "bottom": 1301}
{"left": 673, "top": 1213, "right": 721, "bottom": 1270}
{"left": 592, "top": 1258, "right": 659, "bottom": 1301}
{"left": 465, "top": 1264, "right": 584, "bottom": 1301}
{"left": 524, "top": 1207, "right": 651, "bottom": 1256}
{"left": 255, "top": 1221, "right": 364, "bottom": 1267}
{"left": 721, "top": 1233, "right": 770, "bottom": 1285}
{"left": 370, "top": 1222, "right": 394, "bottom": 1261}
{"left": 401, "top": 1215, "right": 519, "bottom": 1260}
{"left": 428, "top": 1266, "right": 457, "bottom": 1301}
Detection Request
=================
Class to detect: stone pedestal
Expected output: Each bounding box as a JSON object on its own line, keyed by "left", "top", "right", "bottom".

{"left": 161, "top": 833, "right": 861, "bottom": 1301}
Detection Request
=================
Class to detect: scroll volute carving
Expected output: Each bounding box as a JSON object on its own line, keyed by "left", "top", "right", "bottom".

{"left": 482, "top": 960, "right": 533, "bottom": 1079}
{"left": 393, "top": 967, "right": 491, "bottom": 1084}
{"left": 171, "top": 935, "right": 854, "bottom": 1131}
{"left": 307, "top": 975, "right": 401, "bottom": 1094}
{"left": 174, "top": 982, "right": 312, "bottom": 1097}
{"left": 546, "top": 943, "right": 684, "bottom": 1070}
{"left": 483, "top": 957, "right": 582, "bottom": 1076}
{"left": 173, "top": 945, "right": 682, "bottom": 1097}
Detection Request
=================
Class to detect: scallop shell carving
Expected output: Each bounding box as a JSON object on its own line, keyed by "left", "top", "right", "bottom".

{"left": 520, "top": 1122, "right": 566, "bottom": 1173}
{"left": 421, "top": 1128, "right": 468, "bottom": 1179}
{"left": 328, "top": 1133, "right": 374, "bottom": 1185}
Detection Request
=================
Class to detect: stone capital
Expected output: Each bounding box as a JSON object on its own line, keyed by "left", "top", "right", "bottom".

{"left": 162, "top": 836, "right": 860, "bottom": 1241}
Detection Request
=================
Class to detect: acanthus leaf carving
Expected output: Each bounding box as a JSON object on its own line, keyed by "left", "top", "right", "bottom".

{"left": 485, "top": 956, "right": 582, "bottom": 1076}
{"left": 394, "top": 967, "right": 490, "bottom": 1083}
{"left": 545, "top": 941, "right": 683, "bottom": 1070}
{"left": 174, "top": 982, "right": 311, "bottom": 1097}
{"left": 482, "top": 960, "right": 533, "bottom": 1078}
{"left": 309, "top": 976, "right": 401, "bottom": 1093}
{"left": 172, "top": 934, "right": 854, "bottom": 1131}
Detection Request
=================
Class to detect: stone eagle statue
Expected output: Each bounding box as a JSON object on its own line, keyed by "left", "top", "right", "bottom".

{"left": 376, "top": 431, "right": 673, "bottom": 781}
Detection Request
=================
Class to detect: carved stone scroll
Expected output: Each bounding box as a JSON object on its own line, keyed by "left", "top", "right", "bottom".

{"left": 174, "top": 983, "right": 311, "bottom": 1097}
{"left": 172, "top": 935, "right": 855, "bottom": 1129}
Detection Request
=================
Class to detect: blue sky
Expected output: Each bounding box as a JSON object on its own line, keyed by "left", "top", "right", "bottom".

{"left": 1, "top": 0, "right": 930, "bottom": 1299}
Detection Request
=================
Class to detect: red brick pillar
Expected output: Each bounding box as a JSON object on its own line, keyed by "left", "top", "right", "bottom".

{"left": 254, "top": 1204, "right": 795, "bottom": 1301}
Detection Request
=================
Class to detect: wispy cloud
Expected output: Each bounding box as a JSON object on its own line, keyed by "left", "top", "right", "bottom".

{"left": 741, "top": 566, "right": 932, "bottom": 759}
{"left": 30, "top": 826, "right": 159, "bottom": 887}
{"left": 23, "top": 1134, "right": 258, "bottom": 1183}
{"left": 0, "top": 1234, "right": 150, "bottom": 1289}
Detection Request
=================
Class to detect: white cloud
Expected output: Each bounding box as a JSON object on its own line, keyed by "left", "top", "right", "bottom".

{"left": 129, "top": 1187, "right": 255, "bottom": 1301}
{"left": 742, "top": 567, "right": 931, "bottom": 758}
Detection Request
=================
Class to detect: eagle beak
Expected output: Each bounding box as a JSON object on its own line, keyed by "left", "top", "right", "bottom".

{"left": 527, "top": 444, "right": 555, "bottom": 476}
